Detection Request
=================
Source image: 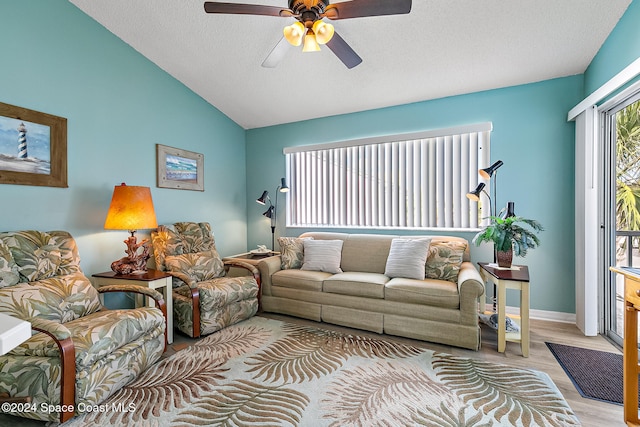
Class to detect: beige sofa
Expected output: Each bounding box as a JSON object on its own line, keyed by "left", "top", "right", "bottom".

{"left": 258, "top": 232, "right": 486, "bottom": 350}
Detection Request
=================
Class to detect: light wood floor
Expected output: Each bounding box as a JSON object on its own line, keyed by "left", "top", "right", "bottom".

{"left": 241, "top": 313, "right": 623, "bottom": 427}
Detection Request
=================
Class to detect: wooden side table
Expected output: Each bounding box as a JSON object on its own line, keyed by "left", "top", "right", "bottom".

{"left": 223, "top": 251, "right": 280, "bottom": 266}
{"left": 478, "top": 262, "right": 531, "bottom": 357}
{"left": 92, "top": 269, "right": 173, "bottom": 344}
{"left": 610, "top": 266, "right": 640, "bottom": 427}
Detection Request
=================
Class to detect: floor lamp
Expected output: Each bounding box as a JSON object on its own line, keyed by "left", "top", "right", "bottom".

{"left": 256, "top": 178, "right": 289, "bottom": 251}
{"left": 467, "top": 160, "right": 504, "bottom": 311}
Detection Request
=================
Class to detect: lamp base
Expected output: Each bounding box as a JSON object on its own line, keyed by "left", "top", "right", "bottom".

{"left": 110, "top": 235, "right": 152, "bottom": 275}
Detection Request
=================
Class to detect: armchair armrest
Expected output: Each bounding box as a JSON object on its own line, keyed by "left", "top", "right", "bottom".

{"left": 97, "top": 284, "right": 168, "bottom": 349}
{"left": 223, "top": 259, "right": 261, "bottom": 286}
{"left": 29, "top": 319, "right": 75, "bottom": 423}
{"left": 457, "top": 262, "right": 486, "bottom": 326}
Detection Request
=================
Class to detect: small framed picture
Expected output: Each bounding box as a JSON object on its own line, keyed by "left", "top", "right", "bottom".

{"left": 0, "top": 102, "right": 67, "bottom": 188}
{"left": 156, "top": 144, "right": 204, "bottom": 191}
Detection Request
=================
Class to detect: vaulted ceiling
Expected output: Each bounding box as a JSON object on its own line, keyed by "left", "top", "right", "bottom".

{"left": 69, "top": 0, "right": 631, "bottom": 129}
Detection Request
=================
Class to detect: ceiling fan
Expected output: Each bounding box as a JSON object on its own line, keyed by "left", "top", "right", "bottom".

{"left": 203, "top": 0, "right": 412, "bottom": 69}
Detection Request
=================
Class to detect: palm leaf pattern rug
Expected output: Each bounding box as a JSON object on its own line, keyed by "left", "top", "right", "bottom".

{"left": 64, "top": 316, "right": 580, "bottom": 426}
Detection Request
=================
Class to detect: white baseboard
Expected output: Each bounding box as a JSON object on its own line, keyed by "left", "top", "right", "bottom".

{"left": 483, "top": 303, "right": 576, "bottom": 324}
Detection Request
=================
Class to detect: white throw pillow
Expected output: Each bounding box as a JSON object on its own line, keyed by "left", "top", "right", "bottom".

{"left": 384, "top": 238, "right": 431, "bottom": 280}
{"left": 301, "top": 239, "right": 344, "bottom": 274}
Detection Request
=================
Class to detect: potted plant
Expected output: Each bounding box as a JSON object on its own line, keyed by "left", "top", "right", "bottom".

{"left": 472, "top": 216, "right": 543, "bottom": 268}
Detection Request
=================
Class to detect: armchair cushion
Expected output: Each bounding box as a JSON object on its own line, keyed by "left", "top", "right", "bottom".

{"left": 0, "top": 272, "right": 102, "bottom": 323}
{"left": 165, "top": 250, "right": 225, "bottom": 283}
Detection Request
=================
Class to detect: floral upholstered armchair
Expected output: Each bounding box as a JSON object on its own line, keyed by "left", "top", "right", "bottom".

{"left": 151, "top": 222, "right": 259, "bottom": 338}
{"left": 0, "top": 230, "right": 166, "bottom": 424}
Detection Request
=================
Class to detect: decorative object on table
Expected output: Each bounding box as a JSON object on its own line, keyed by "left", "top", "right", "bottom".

{"left": 473, "top": 215, "right": 543, "bottom": 268}
{"left": 256, "top": 177, "right": 289, "bottom": 251}
{"left": 57, "top": 316, "right": 580, "bottom": 427}
{"left": 104, "top": 183, "right": 158, "bottom": 274}
{"left": 0, "top": 101, "right": 67, "bottom": 188}
{"left": 251, "top": 244, "right": 271, "bottom": 254}
{"left": 478, "top": 312, "right": 520, "bottom": 333}
{"left": 156, "top": 144, "right": 204, "bottom": 191}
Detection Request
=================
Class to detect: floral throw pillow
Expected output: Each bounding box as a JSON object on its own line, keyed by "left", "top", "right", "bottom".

{"left": 425, "top": 241, "right": 467, "bottom": 283}
{"left": 278, "top": 237, "right": 312, "bottom": 270}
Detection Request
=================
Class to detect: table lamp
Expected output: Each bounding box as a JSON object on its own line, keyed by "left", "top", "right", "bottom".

{"left": 104, "top": 183, "right": 158, "bottom": 275}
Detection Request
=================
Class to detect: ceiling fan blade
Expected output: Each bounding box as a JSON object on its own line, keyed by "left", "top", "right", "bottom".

{"left": 262, "top": 37, "right": 291, "bottom": 68}
{"left": 204, "top": 2, "right": 291, "bottom": 17}
{"left": 326, "top": 32, "right": 362, "bottom": 69}
{"left": 323, "top": 0, "right": 411, "bottom": 20}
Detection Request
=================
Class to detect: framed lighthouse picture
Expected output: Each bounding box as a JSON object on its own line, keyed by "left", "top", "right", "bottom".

{"left": 0, "top": 101, "right": 67, "bottom": 187}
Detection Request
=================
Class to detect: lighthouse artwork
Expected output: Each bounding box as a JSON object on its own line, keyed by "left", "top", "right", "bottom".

{"left": 0, "top": 101, "right": 67, "bottom": 187}
{"left": 0, "top": 116, "right": 51, "bottom": 175}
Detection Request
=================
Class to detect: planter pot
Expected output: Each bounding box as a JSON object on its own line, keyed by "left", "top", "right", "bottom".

{"left": 496, "top": 250, "right": 513, "bottom": 268}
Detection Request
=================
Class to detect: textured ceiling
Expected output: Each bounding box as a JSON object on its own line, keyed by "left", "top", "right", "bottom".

{"left": 69, "top": 0, "right": 631, "bottom": 129}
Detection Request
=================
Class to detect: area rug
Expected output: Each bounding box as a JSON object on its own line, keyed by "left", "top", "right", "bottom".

{"left": 62, "top": 318, "right": 579, "bottom": 426}
{"left": 546, "top": 341, "right": 632, "bottom": 407}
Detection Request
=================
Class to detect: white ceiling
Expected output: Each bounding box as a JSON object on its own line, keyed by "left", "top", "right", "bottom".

{"left": 69, "top": 0, "right": 631, "bottom": 129}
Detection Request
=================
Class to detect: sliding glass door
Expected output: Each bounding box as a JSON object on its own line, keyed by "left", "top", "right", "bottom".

{"left": 603, "top": 93, "right": 640, "bottom": 346}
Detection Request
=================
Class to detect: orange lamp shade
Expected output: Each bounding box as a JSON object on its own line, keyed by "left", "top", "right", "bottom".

{"left": 104, "top": 183, "right": 158, "bottom": 231}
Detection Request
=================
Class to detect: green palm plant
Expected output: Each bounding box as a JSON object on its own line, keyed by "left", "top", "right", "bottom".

{"left": 616, "top": 101, "right": 640, "bottom": 232}
{"left": 472, "top": 216, "right": 543, "bottom": 257}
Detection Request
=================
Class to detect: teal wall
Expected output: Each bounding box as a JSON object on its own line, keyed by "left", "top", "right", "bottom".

{"left": 247, "top": 76, "right": 583, "bottom": 314}
{"left": 584, "top": 0, "right": 640, "bottom": 95}
{"left": 0, "top": 0, "right": 249, "bottom": 280}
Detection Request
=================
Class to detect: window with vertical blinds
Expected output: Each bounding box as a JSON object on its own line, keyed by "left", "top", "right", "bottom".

{"left": 283, "top": 123, "right": 492, "bottom": 230}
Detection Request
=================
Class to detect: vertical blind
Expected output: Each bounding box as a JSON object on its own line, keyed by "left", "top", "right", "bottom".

{"left": 284, "top": 123, "right": 492, "bottom": 230}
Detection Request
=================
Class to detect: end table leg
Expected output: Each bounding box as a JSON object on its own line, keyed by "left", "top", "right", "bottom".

{"left": 497, "top": 281, "right": 506, "bottom": 353}
{"left": 521, "top": 281, "right": 530, "bottom": 357}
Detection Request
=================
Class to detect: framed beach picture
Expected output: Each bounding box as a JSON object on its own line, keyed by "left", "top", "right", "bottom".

{"left": 0, "top": 102, "right": 67, "bottom": 187}
{"left": 156, "top": 144, "right": 204, "bottom": 191}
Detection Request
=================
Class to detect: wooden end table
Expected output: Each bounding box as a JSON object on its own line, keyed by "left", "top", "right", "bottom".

{"left": 478, "top": 262, "right": 531, "bottom": 357}
{"left": 92, "top": 269, "right": 173, "bottom": 344}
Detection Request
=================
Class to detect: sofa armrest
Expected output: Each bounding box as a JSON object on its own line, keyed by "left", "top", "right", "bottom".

{"left": 457, "top": 262, "right": 485, "bottom": 325}
{"left": 257, "top": 256, "right": 282, "bottom": 297}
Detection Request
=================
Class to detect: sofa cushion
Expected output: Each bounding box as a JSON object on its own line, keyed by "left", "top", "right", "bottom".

{"left": 301, "top": 239, "right": 343, "bottom": 274}
{"left": 340, "top": 234, "right": 392, "bottom": 274}
{"left": 323, "top": 272, "right": 388, "bottom": 299}
{"left": 272, "top": 269, "right": 329, "bottom": 292}
{"left": 278, "top": 236, "right": 312, "bottom": 270}
{"left": 384, "top": 238, "right": 431, "bottom": 280}
{"left": 425, "top": 240, "right": 467, "bottom": 283}
{"left": 385, "top": 278, "right": 460, "bottom": 309}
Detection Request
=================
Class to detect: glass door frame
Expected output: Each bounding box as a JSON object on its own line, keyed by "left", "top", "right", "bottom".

{"left": 601, "top": 90, "right": 640, "bottom": 347}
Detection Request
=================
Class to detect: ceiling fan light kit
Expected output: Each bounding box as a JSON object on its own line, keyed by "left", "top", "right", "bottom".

{"left": 204, "top": 0, "right": 412, "bottom": 68}
{"left": 302, "top": 31, "right": 321, "bottom": 52}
